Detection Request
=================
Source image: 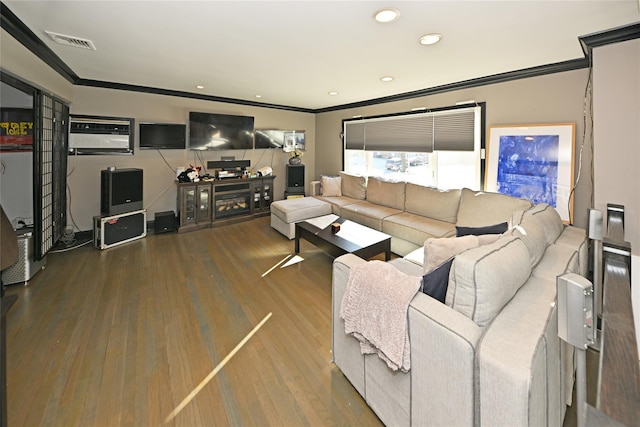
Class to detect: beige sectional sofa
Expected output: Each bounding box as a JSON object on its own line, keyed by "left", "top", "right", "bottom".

{"left": 327, "top": 183, "right": 587, "bottom": 426}
{"left": 272, "top": 172, "right": 588, "bottom": 425}
{"left": 311, "top": 172, "right": 532, "bottom": 256}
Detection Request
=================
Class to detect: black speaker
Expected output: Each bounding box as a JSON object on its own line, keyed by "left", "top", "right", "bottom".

{"left": 287, "top": 164, "right": 305, "bottom": 195}
{"left": 154, "top": 211, "right": 177, "bottom": 234}
{"left": 101, "top": 168, "right": 143, "bottom": 215}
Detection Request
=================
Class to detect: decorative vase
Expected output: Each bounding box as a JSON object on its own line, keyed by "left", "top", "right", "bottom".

{"left": 289, "top": 156, "right": 302, "bottom": 165}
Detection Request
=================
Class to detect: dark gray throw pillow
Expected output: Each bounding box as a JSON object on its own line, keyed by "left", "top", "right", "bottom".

{"left": 456, "top": 222, "right": 508, "bottom": 237}
{"left": 421, "top": 257, "right": 455, "bottom": 303}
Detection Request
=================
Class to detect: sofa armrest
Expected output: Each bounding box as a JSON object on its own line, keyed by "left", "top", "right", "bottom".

{"left": 477, "top": 275, "right": 562, "bottom": 426}
{"left": 409, "top": 293, "right": 483, "bottom": 426}
{"left": 310, "top": 180, "right": 321, "bottom": 196}
{"left": 332, "top": 254, "right": 368, "bottom": 394}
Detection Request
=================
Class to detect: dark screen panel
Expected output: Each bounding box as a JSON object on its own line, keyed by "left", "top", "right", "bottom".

{"left": 139, "top": 123, "right": 186, "bottom": 149}
{"left": 189, "top": 112, "right": 254, "bottom": 150}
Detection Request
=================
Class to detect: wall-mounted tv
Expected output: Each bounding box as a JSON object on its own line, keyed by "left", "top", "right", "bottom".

{"left": 189, "top": 112, "right": 254, "bottom": 151}
{"left": 139, "top": 122, "right": 186, "bottom": 150}
{"left": 255, "top": 129, "right": 306, "bottom": 150}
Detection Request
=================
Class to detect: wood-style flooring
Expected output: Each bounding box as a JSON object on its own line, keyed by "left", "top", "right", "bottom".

{"left": 3, "top": 215, "right": 597, "bottom": 426}
{"left": 4, "top": 216, "right": 383, "bottom": 426}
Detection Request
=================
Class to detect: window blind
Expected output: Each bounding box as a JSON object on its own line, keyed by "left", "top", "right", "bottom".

{"left": 344, "top": 106, "right": 479, "bottom": 152}
{"left": 433, "top": 109, "right": 476, "bottom": 151}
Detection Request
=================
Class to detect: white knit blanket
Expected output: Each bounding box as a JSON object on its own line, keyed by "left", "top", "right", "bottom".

{"left": 340, "top": 260, "right": 421, "bottom": 372}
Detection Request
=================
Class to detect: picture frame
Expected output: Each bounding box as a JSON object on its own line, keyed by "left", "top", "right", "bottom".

{"left": 486, "top": 123, "right": 575, "bottom": 222}
{"left": 283, "top": 130, "right": 305, "bottom": 152}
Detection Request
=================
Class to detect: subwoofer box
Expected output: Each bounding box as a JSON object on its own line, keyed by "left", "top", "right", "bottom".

{"left": 93, "top": 209, "right": 146, "bottom": 250}
{"left": 154, "top": 211, "right": 176, "bottom": 234}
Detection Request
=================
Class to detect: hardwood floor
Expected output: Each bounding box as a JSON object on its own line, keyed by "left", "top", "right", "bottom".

{"left": 4, "top": 216, "right": 383, "bottom": 426}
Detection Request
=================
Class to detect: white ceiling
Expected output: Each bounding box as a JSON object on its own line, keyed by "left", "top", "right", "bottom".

{"left": 4, "top": 1, "right": 640, "bottom": 110}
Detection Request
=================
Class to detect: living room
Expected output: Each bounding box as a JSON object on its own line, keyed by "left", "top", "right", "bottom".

{"left": 1, "top": 1, "right": 639, "bottom": 425}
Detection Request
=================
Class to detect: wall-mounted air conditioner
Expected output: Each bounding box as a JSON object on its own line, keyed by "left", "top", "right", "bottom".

{"left": 69, "top": 115, "right": 134, "bottom": 155}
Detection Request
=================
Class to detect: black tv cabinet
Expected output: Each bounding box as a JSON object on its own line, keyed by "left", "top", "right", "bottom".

{"left": 176, "top": 176, "right": 275, "bottom": 233}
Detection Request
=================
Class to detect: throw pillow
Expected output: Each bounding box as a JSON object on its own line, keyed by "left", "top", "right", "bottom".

{"left": 423, "top": 235, "right": 480, "bottom": 273}
{"left": 320, "top": 175, "right": 342, "bottom": 197}
{"left": 455, "top": 222, "right": 508, "bottom": 237}
{"left": 422, "top": 257, "right": 454, "bottom": 303}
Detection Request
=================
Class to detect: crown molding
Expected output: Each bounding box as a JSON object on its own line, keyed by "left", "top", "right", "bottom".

{"left": 75, "top": 79, "right": 316, "bottom": 113}
{"left": 0, "top": 1, "right": 79, "bottom": 84}
{"left": 2, "top": 1, "right": 638, "bottom": 113}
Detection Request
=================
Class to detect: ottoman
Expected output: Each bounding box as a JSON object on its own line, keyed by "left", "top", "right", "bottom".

{"left": 270, "top": 197, "right": 332, "bottom": 239}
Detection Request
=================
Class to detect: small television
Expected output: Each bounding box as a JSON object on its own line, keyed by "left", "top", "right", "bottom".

{"left": 101, "top": 168, "right": 143, "bottom": 215}
{"left": 189, "top": 112, "right": 254, "bottom": 151}
{"left": 255, "top": 129, "right": 306, "bottom": 150}
{"left": 139, "top": 123, "right": 186, "bottom": 150}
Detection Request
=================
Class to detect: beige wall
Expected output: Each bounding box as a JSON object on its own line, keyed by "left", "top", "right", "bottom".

{"left": 592, "top": 38, "right": 640, "bottom": 355}
{"left": 593, "top": 39, "right": 640, "bottom": 252}
{"left": 1, "top": 26, "right": 601, "bottom": 233}
{"left": 68, "top": 87, "right": 315, "bottom": 230}
{"left": 0, "top": 28, "right": 73, "bottom": 101}
{"left": 315, "top": 69, "right": 593, "bottom": 229}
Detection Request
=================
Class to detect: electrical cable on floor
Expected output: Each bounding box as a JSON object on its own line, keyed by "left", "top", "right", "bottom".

{"left": 49, "top": 239, "right": 92, "bottom": 253}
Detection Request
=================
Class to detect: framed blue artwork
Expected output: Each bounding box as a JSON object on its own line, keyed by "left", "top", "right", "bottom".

{"left": 486, "top": 123, "right": 575, "bottom": 222}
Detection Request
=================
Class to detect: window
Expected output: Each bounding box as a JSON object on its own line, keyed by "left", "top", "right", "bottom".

{"left": 343, "top": 105, "right": 484, "bottom": 190}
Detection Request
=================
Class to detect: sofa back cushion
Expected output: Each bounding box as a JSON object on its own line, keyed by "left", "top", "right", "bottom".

{"left": 525, "top": 203, "right": 564, "bottom": 244}
{"left": 446, "top": 235, "right": 532, "bottom": 327}
{"left": 508, "top": 215, "right": 548, "bottom": 268}
{"left": 339, "top": 171, "right": 367, "bottom": 200}
{"left": 404, "top": 184, "right": 460, "bottom": 223}
{"left": 456, "top": 188, "right": 532, "bottom": 227}
{"left": 366, "top": 177, "right": 405, "bottom": 210}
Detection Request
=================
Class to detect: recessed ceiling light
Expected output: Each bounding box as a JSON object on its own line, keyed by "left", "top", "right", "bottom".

{"left": 418, "top": 33, "right": 442, "bottom": 46}
{"left": 373, "top": 8, "right": 400, "bottom": 23}
{"left": 195, "top": 85, "right": 204, "bottom": 89}
{"left": 380, "top": 76, "right": 394, "bottom": 82}
{"left": 328, "top": 91, "right": 339, "bottom": 96}
{"left": 255, "top": 94, "right": 262, "bottom": 98}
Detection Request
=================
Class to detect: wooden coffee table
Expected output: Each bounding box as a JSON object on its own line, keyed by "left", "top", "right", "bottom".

{"left": 295, "top": 216, "right": 391, "bottom": 261}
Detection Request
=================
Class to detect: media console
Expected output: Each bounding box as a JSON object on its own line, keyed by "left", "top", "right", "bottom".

{"left": 176, "top": 175, "right": 275, "bottom": 233}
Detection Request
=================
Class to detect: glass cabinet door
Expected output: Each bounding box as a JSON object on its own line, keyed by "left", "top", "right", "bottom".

{"left": 263, "top": 181, "right": 271, "bottom": 209}
{"left": 196, "top": 185, "right": 211, "bottom": 222}
{"left": 182, "top": 187, "right": 196, "bottom": 225}
{"left": 253, "top": 183, "right": 262, "bottom": 210}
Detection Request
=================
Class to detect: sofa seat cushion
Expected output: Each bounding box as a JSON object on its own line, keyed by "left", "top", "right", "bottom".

{"left": 382, "top": 212, "right": 456, "bottom": 247}
{"left": 404, "top": 183, "right": 461, "bottom": 223}
{"left": 270, "top": 197, "right": 332, "bottom": 223}
{"left": 457, "top": 188, "right": 532, "bottom": 227}
{"left": 447, "top": 235, "right": 532, "bottom": 327}
{"left": 341, "top": 201, "right": 402, "bottom": 231}
{"left": 366, "top": 177, "right": 406, "bottom": 210}
{"left": 313, "top": 195, "right": 365, "bottom": 216}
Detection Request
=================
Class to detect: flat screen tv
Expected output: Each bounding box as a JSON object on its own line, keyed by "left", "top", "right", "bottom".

{"left": 139, "top": 123, "right": 186, "bottom": 150}
{"left": 189, "top": 112, "right": 254, "bottom": 150}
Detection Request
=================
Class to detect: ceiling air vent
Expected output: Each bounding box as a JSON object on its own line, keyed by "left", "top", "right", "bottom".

{"left": 45, "top": 31, "right": 96, "bottom": 50}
